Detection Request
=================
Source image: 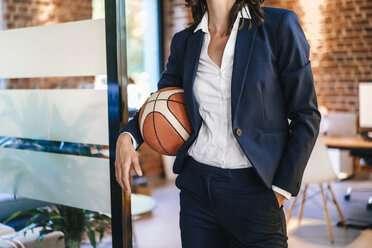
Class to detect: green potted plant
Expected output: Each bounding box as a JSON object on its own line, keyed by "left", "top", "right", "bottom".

{"left": 3, "top": 204, "right": 111, "bottom": 248}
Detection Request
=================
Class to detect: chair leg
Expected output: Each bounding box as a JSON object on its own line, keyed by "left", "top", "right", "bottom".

{"left": 320, "top": 183, "right": 334, "bottom": 243}
{"left": 298, "top": 184, "right": 308, "bottom": 226}
{"left": 327, "top": 183, "right": 347, "bottom": 229}
{"left": 286, "top": 192, "right": 299, "bottom": 224}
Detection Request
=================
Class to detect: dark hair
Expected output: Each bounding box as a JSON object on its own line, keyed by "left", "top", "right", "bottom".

{"left": 185, "top": 0, "right": 265, "bottom": 36}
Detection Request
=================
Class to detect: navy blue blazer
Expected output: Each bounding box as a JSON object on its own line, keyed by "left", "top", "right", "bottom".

{"left": 119, "top": 6, "right": 321, "bottom": 197}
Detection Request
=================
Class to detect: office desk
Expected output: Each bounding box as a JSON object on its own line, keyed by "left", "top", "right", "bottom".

{"left": 322, "top": 134, "right": 372, "bottom": 174}
{"left": 322, "top": 134, "right": 372, "bottom": 150}
{"left": 321, "top": 134, "right": 372, "bottom": 214}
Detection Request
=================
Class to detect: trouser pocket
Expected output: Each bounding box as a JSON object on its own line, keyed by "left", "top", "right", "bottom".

{"left": 267, "top": 188, "right": 283, "bottom": 210}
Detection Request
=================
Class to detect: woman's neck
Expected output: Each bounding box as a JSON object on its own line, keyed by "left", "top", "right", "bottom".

{"left": 206, "top": 0, "right": 235, "bottom": 36}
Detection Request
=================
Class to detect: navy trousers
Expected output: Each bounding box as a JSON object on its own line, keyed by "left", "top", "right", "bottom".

{"left": 175, "top": 155, "right": 288, "bottom": 248}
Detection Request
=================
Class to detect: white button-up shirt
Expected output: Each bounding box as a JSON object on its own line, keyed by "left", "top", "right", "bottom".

{"left": 124, "top": 4, "right": 291, "bottom": 200}
{"left": 187, "top": 5, "right": 252, "bottom": 170}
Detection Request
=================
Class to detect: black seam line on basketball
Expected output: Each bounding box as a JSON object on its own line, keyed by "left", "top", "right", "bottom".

{"left": 166, "top": 99, "right": 192, "bottom": 137}
{"left": 147, "top": 91, "right": 185, "bottom": 104}
{"left": 152, "top": 111, "right": 187, "bottom": 142}
{"left": 153, "top": 92, "right": 171, "bottom": 155}
{"left": 146, "top": 99, "right": 186, "bottom": 105}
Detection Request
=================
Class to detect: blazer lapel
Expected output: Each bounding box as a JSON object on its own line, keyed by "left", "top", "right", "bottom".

{"left": 183, "top": 29, "right": 204, "bottom": 137}
{"left": 183, "top": 18, "right": 257, "bottom": 137}
{"left": 231, "top": 18, "right": 257, "bottom": 123}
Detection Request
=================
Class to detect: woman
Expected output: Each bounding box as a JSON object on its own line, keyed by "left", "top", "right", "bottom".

{"left": 115, "top": 0, "right": 321, "bottom": 247}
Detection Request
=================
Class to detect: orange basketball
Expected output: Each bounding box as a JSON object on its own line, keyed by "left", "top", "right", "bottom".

{"left": 138, "top": 86, "right": 194, "bottom": 156}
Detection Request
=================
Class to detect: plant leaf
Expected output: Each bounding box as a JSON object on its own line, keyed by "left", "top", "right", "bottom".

{"left": 87, "top": 229, "right": 97, "bottom": 248}
{"left": 98, "top": 224, "right": 104, "bottom": 241}
{"left": 2, "top": 210, "right": 23, "bottom": 224}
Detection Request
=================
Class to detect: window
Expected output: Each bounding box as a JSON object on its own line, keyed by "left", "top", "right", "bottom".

{"left": 126, "top": 0, "right": 161, "bottom": 110}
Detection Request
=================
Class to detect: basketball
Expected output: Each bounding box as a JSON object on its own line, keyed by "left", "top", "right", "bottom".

{"left": 138, "top": 86, "right": 194, "bottom": 156}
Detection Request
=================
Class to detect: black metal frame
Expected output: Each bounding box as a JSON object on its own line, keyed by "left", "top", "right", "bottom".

{"left": 104, "top": 0, "right": 164, "bottom": 246}
{"left": 104, "top": 0, "right": 132, "bottom": 247}
{"left": 158, "top": 0, "right": 165, "bottom": 73}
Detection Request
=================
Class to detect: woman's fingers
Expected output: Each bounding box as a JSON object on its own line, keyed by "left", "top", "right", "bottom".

{"left": 114, "top": 134, "right": 143, "bottom": 195}
{"left": 114, "top": 145, "right": 124, "bottom": 189}
{"left": 132, "top": 152, "right": 143, "bottom": 176}
{"left": 115, "top": 160, "right": 120, "bottom": 186}
{"left": 115, "top": 161, "right": 124, "bottom": 190}
{"left": 122, "top": 156, "right": 132, "bottom": 195}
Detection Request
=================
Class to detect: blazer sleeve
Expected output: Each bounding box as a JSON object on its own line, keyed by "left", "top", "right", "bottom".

{"left": 117, "top": 32, "right": 183, "bottom": 150}
{"left": 272, "top": 10, "right": 322, "bottom": 196}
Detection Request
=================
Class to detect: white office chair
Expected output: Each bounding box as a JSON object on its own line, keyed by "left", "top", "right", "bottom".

{"left": 285, "top": 134, "right": 347, "bottom": 243}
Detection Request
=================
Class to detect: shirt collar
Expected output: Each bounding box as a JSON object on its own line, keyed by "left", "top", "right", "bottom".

{"left": 193, "top": 4, "right": 251, "bottom": 34}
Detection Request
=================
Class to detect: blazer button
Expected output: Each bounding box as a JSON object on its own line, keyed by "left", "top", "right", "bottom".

{"left": 236, "top": 128, "right": 242, "bottom": 136}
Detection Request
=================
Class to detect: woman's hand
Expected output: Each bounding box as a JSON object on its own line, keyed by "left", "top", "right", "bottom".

{"left": 274, "top": 191, "right": 286, "bottom": 208}
{"left": 115, "top": 133, "right": 143, "bottom": 195}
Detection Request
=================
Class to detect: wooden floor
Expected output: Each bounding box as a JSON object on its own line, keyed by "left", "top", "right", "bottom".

{"left": 82, "top": 177, "right": 372, "bottom": 248}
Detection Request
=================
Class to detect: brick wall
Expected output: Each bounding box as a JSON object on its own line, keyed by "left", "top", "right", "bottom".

{"left": 264, "top": 0, "right": 372, "bottom": 115}
{"left": 163, "top": 0, "right": 372, "bottom": 116}
{"left": 1, "top": 0, "right": 94, "bottom": 89}
{"left": 162, "top": 0, "right": 191, "bottom": 69}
